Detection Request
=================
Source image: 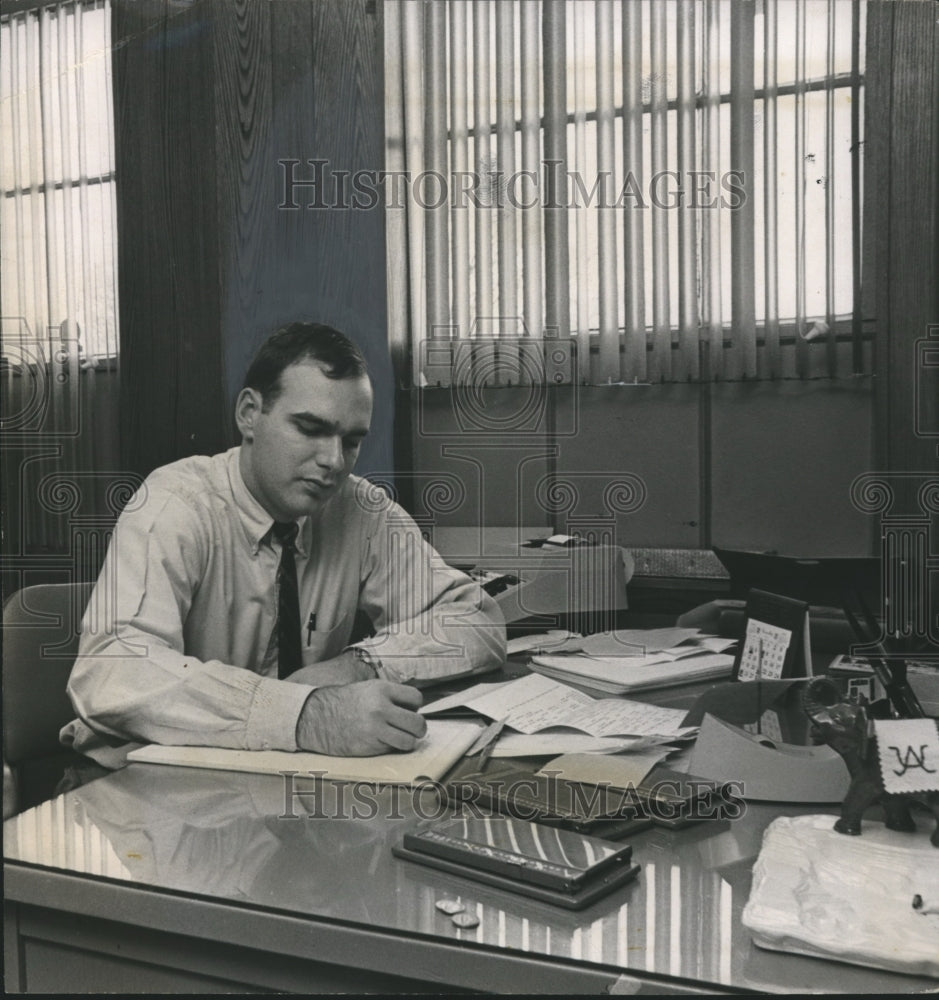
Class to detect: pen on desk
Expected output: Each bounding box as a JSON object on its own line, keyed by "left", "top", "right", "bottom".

{"left": 306, "top": 613, "right": 316, "bottom": 646}
{"left": 478, "top": 718, "right": 507, "bottom": 769}
{"left": 756, "top": 638, "right": 763, "bottom": 736}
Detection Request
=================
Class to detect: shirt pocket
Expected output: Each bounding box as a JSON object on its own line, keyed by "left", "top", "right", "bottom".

{"left": 301, "top": 610, "right": 353, "bottom": 666}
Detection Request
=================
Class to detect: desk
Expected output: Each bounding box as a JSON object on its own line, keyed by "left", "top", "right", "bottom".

{"left": 4, "top": 754, "right": 938, "bottom": 994}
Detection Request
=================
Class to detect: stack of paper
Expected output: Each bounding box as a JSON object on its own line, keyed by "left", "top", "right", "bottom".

{"left": 421, "top": 672, "right": 696, "bottom": 757}
{"left": 127, "top": 719, "right": 482, "bottom": 785}
{"left": 529, "top": 627, "right": 736, "bottom": 695}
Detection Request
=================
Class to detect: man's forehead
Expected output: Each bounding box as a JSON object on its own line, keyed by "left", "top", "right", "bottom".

{"left": 279, "top": 361, "right": 371, "bottom": 394}
{"left": 276, "top": 361, "right": 372, "bottom": 424}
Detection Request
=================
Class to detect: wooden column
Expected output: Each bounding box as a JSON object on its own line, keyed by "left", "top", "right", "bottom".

{"left": 113, "top": 0, "right": 389, "bottom": 479}
{"left": 865, "top": 1, "right": 939, "bottom": 474}
{"left": 112, "top": 0, "right": 226, "bottom": 475}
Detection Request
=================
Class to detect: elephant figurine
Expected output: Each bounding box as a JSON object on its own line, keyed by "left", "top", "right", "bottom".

{"left": 802, "top": 676, "right": 939, "bottom": 847}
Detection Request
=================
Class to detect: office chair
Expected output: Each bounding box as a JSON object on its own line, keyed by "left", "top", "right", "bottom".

{"left": 2, "top": 581, "right": 94, "bottom": 817}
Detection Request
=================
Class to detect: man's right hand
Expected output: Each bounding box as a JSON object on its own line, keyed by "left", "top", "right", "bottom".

{"left": 295, "top": 680, "right": 426, "bottom": 756}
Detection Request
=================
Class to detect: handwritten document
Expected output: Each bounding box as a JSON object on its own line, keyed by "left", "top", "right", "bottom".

{"left": 422, "top": 673, "right": 695, "bottom": 739}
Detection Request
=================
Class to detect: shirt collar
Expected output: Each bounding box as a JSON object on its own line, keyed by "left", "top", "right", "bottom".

{"left": 227, "top": 447, "right": 310, "bottom": 557}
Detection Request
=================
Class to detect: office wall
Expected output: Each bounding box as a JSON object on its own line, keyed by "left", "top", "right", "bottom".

{"left": 108, "top": 0, "right": 932, "bottom": 563}
{"left": 406, "top": 1, "right": 939, "bottom": 561}
{"left": 410, "top": 379, "right": 874, "bottom": 557}
{"left": 113, "top": 0, "right": 391, "bottom": 480}
{"left": 213, "top": 0, "right": 392, "bottom": 477}
{"left": 0, "top": 368, "right": 123, "bottom": 598}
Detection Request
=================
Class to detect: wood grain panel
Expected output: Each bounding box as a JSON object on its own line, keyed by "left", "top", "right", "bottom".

{"left": 113, "top": 0, "right": 226, "bottom": 475}
{"left": 867, "top": 1, "right": 938, "bottom": 475}
{"left": 305, "top": 0, "right": 393, "bottom": 479}
{"left": 114, "top": 0, "right": 390, "bottom": 477}
{"left": 212, "top": 0, "right": 274, "bottom": 427}
{"left": 884, "top": 1, "right": 937, "bottom": 474}
{"left": 306, "top": 0, "right": 387, "bottom": 327}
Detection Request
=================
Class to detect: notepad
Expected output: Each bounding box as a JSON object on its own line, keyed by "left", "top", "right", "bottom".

{"left": 530, "top": 651, "right": 734, "bottom": 694}
{"left": 127, "top": 719, "right": 482, "bottom": 785}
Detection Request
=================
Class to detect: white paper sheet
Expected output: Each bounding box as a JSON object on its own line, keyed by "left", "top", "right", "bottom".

{"left": 506, "top": 631, "right": 583, "bottom": 656}
{"left": 578, "top": 627, "right": 703, "bottom": 656}
{"left": 537, "top": 750, "right": 669, "bottom": 787}
{"left": 530, "top": 651, "right": 735, "bottom": 695}
{"left": 423, "top": 673, "right": 694, "bottom": 738}
{"left": 487, "top": 732, "right": 670, "bottom": 758}
{"left": 127, "top": 719, "right": 482, "bottom": 785}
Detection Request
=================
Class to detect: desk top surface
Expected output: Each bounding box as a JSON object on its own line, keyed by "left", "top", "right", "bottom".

{"left": 5, "top": 755, "right": 938, "bottom": 994}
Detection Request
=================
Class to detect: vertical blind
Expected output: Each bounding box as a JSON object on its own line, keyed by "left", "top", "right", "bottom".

{"left": 385, "top": 0, "right": 867, "bottom": 387}
{"left": 0, "top": 0, "right": 119, "bottom": 557}
{"left": 0, "top": 0, "right": 118, "bottom": 366}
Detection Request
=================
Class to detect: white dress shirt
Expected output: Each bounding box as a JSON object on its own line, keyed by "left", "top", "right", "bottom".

{"left": 62, "top": 448, "right": 505, "bottom": 764}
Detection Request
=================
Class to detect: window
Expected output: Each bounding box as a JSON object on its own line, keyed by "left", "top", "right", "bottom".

{"left": 0, "top": 0, "right": 118, "bottom": 369}
{"left": 385, "top": 0, "right": 867, "bottom": 385}
{"left": 1, "top": 0, "right": 120, "bottom": 564}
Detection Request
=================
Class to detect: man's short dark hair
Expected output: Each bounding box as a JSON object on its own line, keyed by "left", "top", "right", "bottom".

{"left": 243, "top": 322, "right": 368, "bottom": 409}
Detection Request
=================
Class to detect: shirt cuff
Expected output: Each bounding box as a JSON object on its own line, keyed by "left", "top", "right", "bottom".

{"left": 245, "top": 675, "right": 316, "bottom": 752}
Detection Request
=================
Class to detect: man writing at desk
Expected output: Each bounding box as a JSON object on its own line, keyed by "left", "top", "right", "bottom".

{"left": 62, "top": 323, "right": 506, "bottom": 767}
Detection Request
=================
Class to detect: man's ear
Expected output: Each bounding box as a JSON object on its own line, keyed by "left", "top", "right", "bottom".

{"left": 234, "top": 388, "right": 262, "bottom": 441}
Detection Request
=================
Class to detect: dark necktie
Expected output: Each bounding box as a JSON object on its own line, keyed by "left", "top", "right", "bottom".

{"left": 272, "top": 521, "right": 302, "bottom": 679}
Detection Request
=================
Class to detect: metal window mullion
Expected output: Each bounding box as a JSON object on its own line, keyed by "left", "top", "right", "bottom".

{"left": 542, "top": 0, "right": 570, "bottom": 345}
{"left": 764, "top": 0, "right": 779, "bottom": 378}
{"left": 496, "top": 0, "right": 519, "bottom": 381}
{"left": 25, "top": 13, "right": 47, "bottom": 345}
{"left": 9, "top": 16, "right": 28, "bottom": 342}
{"left": 100, "top": 1, "right": 118, "bottom": 362}
{"left": 729, "top": 0, "right": 755, "bottom": 380}
{"left": 649, "top": 0, "right": 670, "bottom": 382}
{"left": 473, "top": 0, "right": 493, "bottom": 337}
{"left": 621, "top": 0, "right": 646, "bottom": 382}
{"left": 703, "top": 0, "right": 722, "bottom": 380}
{"left": 75, "top": 2, "right": 99, "bottom": 471}
{"left": 57, "top": 5, "right": 77, "bottom": 333}
{"left": 37, "top": 7, "right": 59, "bottom": 551}
{"left": 402, "top": 1, "right": 426, "bottom": 385}
{"left": 596, "top": 0, "right": 620, "bottom": 383}
{"left": 424, "top": 2, "right": 451, "bottom": 345}
{"left": 794, "top": 0, "right": 808, "bottom": 378}
{"left": 384, "top": 0, "right": 408, "bottom": 377}
{"left": 677, "top": 0, "right": 698, "bottom": 381}
{"left": 573, "top": 0, "right": 589, "bottom": 378}
{"left": 824, "top": 0, "right": 837, "bottom": 377}
{"left": 520, "top": 0, "right": 543, "bottom": 371}
{"left": 76, "top": 2, "right": 95, "bottom": 359}
{"left": 850, "top": 0, "right": 863, "bottom": 374}
{"left": 450, "top": 1, "right": 470, "bottom": 345}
